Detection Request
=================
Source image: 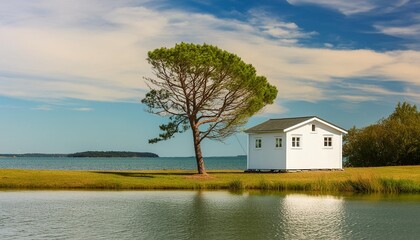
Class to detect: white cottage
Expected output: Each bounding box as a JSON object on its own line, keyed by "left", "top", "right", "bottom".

{"left": 245, "top": 116, "right": 347, "bottom": 171}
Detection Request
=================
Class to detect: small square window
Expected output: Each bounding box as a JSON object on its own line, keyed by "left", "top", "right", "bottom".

{"left": 255, "top": 138, "right": 262, "bottom": 149}
{"left": 275, "top": 137, "right": 282, "bottom": 148}
{"left": 324, "top": 137, "right": 332, "bottom": 147}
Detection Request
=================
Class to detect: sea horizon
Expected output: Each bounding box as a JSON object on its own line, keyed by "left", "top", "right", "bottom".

{"left": 0, "top": 156, "right": 247, "bottom": 171}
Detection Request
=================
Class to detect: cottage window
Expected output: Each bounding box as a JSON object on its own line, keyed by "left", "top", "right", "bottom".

{"left": 324, "top": 137, "right": 332, "bottom": 147}
{"left": 275, "top": 137, "right": 282, "bottom": 148}
{"left": 292, "top": 137, "right": 301, "bottom": 148}
{"left": 255, "top": 138, "right": 262, "bottom": 149}
{"left": 311, "top": 124, "right": 316, "bottom": 132}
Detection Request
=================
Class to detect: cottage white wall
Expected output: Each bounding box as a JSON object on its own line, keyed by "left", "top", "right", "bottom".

{"left": 286, "top": 120, "right": 342, "bottom": 170}
{"left": 247, "top": 133, "right": 286, "bottom": 169}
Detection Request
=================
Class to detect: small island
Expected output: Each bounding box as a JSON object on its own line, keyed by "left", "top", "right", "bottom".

{"left": 68, "top": 151, "right": 159, "bottom": 158}
{"left": 0, "top": 151, "right": 159, "bottom": 158}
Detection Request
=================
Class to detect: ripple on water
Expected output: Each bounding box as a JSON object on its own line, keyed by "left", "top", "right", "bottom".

{"left": 0, "top": 191, "right": 419, "bottom": 240}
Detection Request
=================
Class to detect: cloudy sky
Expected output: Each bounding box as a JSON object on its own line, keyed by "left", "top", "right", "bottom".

{"left": 1, "top": 0, "right": 419, "bottom": 156}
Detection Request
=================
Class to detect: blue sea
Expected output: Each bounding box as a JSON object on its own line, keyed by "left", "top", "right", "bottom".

{"left": 0, "top": 156, "right": 246, "bottom": 170}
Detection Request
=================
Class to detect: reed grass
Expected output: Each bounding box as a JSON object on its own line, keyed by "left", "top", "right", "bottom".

{"left": 1, "top": 166, "right": 420, "bottom": 193}
{"left": 227, "top": 179, "right": 244, "bottom": 190}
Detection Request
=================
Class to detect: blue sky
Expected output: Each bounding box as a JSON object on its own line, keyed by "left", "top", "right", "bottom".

{"left": 0, "top": 0, "right": 419, "bottom": 156}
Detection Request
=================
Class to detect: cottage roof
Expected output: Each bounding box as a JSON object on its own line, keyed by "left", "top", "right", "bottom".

{"left": 244, "top": 116, "right": 347, "bottom": 134}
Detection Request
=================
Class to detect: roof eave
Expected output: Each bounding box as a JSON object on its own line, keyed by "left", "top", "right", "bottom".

{"left": 284, "top": 117, "right": 347, "bottom": 134}
{"left": 244, "top": 130, "right": 285, "bottom": 134}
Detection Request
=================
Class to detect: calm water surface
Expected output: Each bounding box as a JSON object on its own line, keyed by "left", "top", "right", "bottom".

{"left": 0, "top": 191, "right": 419, "bottom": 240}
{"left": 0, "top": 156, "right": 246, "bottom": 170}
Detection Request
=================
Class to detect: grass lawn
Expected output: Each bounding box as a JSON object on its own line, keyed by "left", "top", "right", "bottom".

{"left": 1, "top": 166, "right": 420, "bottom": 193}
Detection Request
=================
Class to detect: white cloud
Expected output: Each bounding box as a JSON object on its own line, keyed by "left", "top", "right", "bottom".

{"left": 338, "top": 95, "right": 377, "bottom": 102}
{"left": 374, "top": 24, "right": 420, "bottom": 38}
{"left": 32, "top": 105, "right": 53, "bottom": 111}
{"left": 287, "top": 0, "right": 419, "bottom": 47}
{"left": 286, "top": 0, "right": 377, "bottom": 15}
{"left": 286, "top": 0, "right": 411, "bottom": 15}
{"left": 248, "top": 9, "right": 315, "bottom": 40}
{"left": 0, "top": 2, "right": 315, "bottom": 104}
{"left": 0, "top": 0, "right": 419, "bottom": 112}
{"left": 344, "top": 83, "right": 420, "bottom": 102}
{"left": 260, "top": 101, "right": 289, "bottom": 115}
{"left": 72, "top": 107, "right": 93, "bottom": 112}
{"left": 219, "top": 42, "right": 420, "bottom": 103}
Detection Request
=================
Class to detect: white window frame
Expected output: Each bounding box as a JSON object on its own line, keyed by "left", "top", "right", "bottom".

{"left": 323, "top": 135, "right": 333, "bottom": 148}
{"left": 275, "top": 137, "right": 282, "bottom": 149}
{"left": 291, "top": 136, "right": 302, "bottom": 149}
{"left": 255, "top": 138, "right": 262, "bottom": 149}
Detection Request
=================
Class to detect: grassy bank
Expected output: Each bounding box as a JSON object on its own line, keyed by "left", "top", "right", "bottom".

{"left": 1, "top": 166, "right": 420, "bottom": 193}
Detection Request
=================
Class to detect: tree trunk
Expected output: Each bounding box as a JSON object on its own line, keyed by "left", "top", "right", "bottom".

{"left": 192, "top": 125, "right": 206, "bottom": 175}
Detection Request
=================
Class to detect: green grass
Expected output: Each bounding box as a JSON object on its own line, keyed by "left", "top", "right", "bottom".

{"left": 1, "top": 166, "right": 420, "bottom": 193}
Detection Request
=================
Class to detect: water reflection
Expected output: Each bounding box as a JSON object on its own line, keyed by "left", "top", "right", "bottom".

{"left": 281, "top": 194, "right": 345, "bottom": 239}
{"left": 0, "top": 191, "right": 419, "bottom": 239}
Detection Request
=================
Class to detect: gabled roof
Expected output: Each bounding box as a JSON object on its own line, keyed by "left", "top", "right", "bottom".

{"left": 244, "top": 116, "right": 347, "bottom": 134}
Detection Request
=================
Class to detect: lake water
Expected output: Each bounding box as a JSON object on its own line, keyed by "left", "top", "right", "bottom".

{"left": 2, "top": 158, "right": 419, "bottom": 239}
{"left": 1, "top": 191, "right": 419, "bottom": 240}
{"left": 0, "top": 156, "right": 246, "bottom": 170}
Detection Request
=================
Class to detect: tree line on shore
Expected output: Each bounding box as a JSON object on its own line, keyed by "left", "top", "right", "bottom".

{"left": 344, "top": 102, "right": 420, "bottom": 167}
{"left": 0, "top": 151, "right": 159, "bottom": 158}
{"left": 68, "top": 151, "right": 159, "bottom": 158}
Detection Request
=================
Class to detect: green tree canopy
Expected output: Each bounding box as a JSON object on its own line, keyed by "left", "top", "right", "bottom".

{"left": 142, "top": 43, "right": 277, "bottom": 174}
{"left": 344, "top": 102, "right": 420, "bottom": 167}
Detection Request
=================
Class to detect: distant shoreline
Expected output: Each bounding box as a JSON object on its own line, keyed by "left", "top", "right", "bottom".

{"left": 0, "top": 151, "right": 159, "bottom": 158}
